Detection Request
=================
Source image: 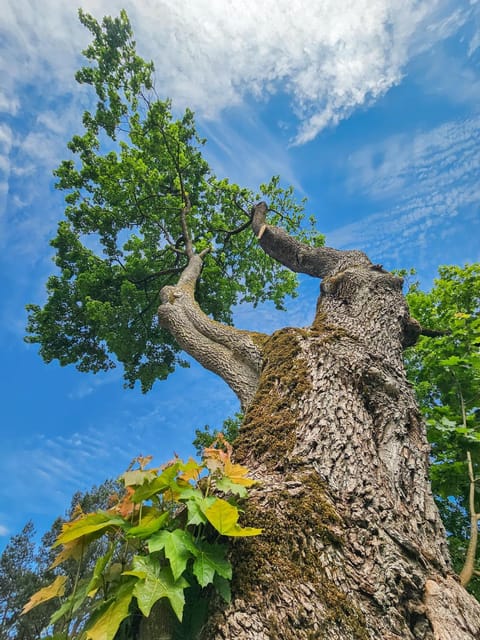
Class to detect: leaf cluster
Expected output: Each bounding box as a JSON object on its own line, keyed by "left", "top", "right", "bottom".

{"left": 22, "top": 439, "right": 261, "bottom": 640}
{"left": 406, "top": 264, "right": 480, "bottom": 490}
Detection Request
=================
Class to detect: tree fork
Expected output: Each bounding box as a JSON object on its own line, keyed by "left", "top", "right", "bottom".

{"left": 157, "top": 253, "right": 265, "bottom": 410}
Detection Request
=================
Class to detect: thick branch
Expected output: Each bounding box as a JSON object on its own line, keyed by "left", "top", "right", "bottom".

{"left": 158, "top": 254, "right": 265, "bottom": 409}
{"left": 251, "top": 202, "right": 371, "bottom": 278}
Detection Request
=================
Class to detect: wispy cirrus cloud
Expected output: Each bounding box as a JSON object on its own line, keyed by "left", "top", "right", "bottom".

{"left": 327, "top": 114, "right": 480, "bottom": 270}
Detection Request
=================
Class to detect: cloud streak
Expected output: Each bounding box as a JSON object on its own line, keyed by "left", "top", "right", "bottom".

{"left": 327, "top": 114, "right": 480, "bottom": 269}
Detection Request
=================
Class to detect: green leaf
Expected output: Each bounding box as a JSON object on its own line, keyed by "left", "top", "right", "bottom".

{"left": 131, "top": 464, "right": 181, "bottom": 503}
{"left": 148, "top": 529, "right": 196, "bottom": 580}
{"left": 87, "top": 545, "right": 114, "bottom": 596}
{"left": 192, "top": 541, "right": 232, "bottom": 588}
{"left": 126, "top": 512, "right": 169, "bottom": 538}
{"left": 215, "top": 477, "right": 248, "bottom": 497}
{"left": 130, "top": 556, "right": 188, "bottom": 620}
{"left": 203, "top": 498, "right": 262, "bottom": 537}
{"left": 85, "top": 580, "right": 135, "bottom": 640}
{"left": 185, "top": 496, "right": 215, "bottom": 526}
{"left": 439, "top": 356, "right": 463, "bottom": 367}
{"left": 50, "top": 578, "right": 91, "bottom": 625}
{"left": 213, "top": 574, "right": 232, "bottom": 604}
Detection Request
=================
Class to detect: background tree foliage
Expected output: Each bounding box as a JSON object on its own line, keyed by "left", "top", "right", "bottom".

{"left": 405, "top": 263, "right": 480, "bottom": 596}
{"left": 0, "top": 482, "right": 120, "bottom": 639}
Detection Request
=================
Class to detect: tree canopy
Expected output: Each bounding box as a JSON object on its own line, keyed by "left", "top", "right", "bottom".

{"left": 25, "top": 9, "right": 321, "bottom": 393}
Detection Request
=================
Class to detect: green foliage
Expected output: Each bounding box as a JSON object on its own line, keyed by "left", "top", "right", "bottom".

{"left": 192, "top": 413, "right": 242, "bottom": 456}
{"left": 0, "top": 522, "right": 50, "bottom": 640}
{"left": 406, "top": 263, "right": 480, "bottom": 594}
{"left": 23, "top": 441, "right": 260, "bottom": 640}
{"left": 25, "top": 10, "right": 322, "bottom": 392}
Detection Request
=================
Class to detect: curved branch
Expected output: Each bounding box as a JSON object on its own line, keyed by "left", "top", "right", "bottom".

{"left": 251, "top": 201, "right": 371, "bottom": 278}
{"left": 158, "top": 254, "right": 265, "bottom": 409}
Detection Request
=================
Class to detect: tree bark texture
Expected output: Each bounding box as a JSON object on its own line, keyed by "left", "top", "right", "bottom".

{"left": 154, "top": 207, "right": 480, "bottom": 639}
{"left": 157, "top": 254, "right": 264, "bottom": 410}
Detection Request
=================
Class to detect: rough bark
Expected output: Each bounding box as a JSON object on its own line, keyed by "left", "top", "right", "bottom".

{"left": 153, "top": 204, "right": 480, "bottom": 639}
{"left": 157, "top": 254, "right": 264, "bottom": 410}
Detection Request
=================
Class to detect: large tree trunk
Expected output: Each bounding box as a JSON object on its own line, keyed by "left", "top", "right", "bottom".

{"left": 155, "top": 205, "right": 480, "bottom": 639}
{"left": 201, "top": 276, "right": 480, "bottom": 638}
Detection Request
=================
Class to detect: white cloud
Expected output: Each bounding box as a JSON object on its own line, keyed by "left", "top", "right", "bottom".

{"left": 346, "top": 115, "right": 480, "bottom": 199}
{"left": 0, "top": 524, "right": 9, "bottom": 536}
{"left": 0, "top": 91, "right": 19, "bottom": 116}
{"left": 1, "top": 0, "right": 476, "bottom": 144}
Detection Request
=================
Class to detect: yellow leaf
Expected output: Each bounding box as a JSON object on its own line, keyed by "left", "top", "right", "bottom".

{"left": 178, "top": 457, "right": 203, "bottom": 482}
{"left": 54, "top": 512, "right": 124, "bottom": 547}
{"left": 223, "top": 459, "right": 256, "bottom": 487}
{"left": 204, "top": 499, "right": 262, "bottom": 537}
{"left": 120, "top": 469, "right": 156, "bottom": 487}
{"left": 50, "top": 538, "right": 84, "bottom": 568}
{"left": 22, "top": 575, "right": 67, "bottom": 614}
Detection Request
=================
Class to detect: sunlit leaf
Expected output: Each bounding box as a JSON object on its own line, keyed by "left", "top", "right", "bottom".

{"left": 148, "top": 529, "right": 196, "bottom": 580}
{"left": 126, "top": 512, "right": 169, "bottom": 538}
{"left": 129, "top": 555, "right": 188, "bottom": 620}
{"left": 50, "top": 538, "right": 84, "bottom": 568}
{"left": 22, "top": 575, "right": 67, "bottom": 614}
{"left": 203, "top": 498, "right": 262, "bottom": 537}
{"left": 54, "top": 512, "right": 126, "bottom": 547}
{"left": 131, "top": 463, "right": 181, "bottom": 503}
{"left": 178, "top": 457, "right": 203, "bottom": 482}
{"left": 223, "top": 459, "right": 256, "bottom": 487}
{"left": 85, "top": 580, "right": 135, "bottom": 640}
{"left": 120, "top": 469, "right": 156, "bottom": 487}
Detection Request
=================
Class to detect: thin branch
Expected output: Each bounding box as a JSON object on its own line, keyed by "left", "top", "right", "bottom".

{"left": 158, "top": 125, "right": 194, "bottom": 258}
{"left": 180, "top": 194, "right": 194, "bottom": 258}
{"left": 419, "top": 327, "right": 451, "bottom": 338}
{"left": 127, "top": 265, "right": 184, "bottom": 286}
{"left": 459, "top": 450, "right": 479, "bottom": 587}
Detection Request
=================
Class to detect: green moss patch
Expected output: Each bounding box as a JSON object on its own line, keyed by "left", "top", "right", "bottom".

{"left": 236, "top": 328, "right": 311, "bottom": 468}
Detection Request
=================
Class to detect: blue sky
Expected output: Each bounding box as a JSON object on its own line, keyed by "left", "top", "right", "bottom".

{"left": 0, "top": 0, "right": 479, "bottom": 544}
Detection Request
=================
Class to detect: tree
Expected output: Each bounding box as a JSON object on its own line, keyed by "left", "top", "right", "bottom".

{"left": 0, "top": 481, "right": 122, "bottom": 639}
{"left": 26, "top": 10, "right": 480, "bottom": 639}
{"left": 405, "top": 264, "right": 480, "bottom": 596}
{"left": 0, "top": 522, "right": 49, "bottom": 640}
